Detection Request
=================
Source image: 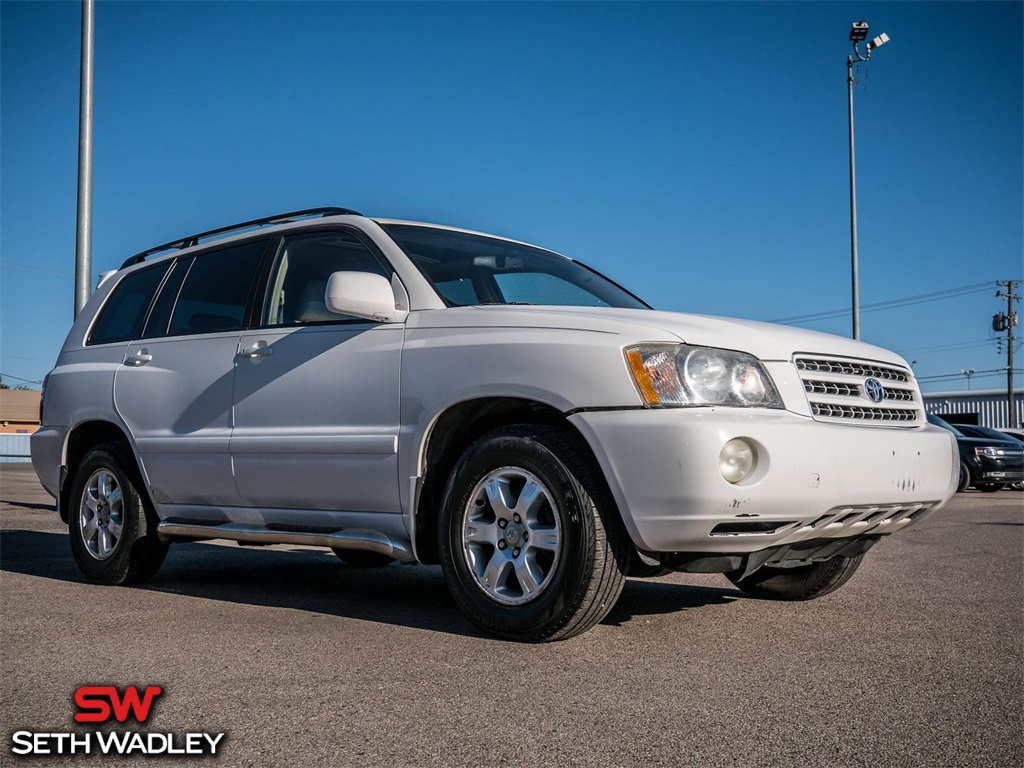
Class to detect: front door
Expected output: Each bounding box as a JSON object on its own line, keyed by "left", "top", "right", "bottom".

{"left": 230, "top": 229, "right": 403, "bottom": 516}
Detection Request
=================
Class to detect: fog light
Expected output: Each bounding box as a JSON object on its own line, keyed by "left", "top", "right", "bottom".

{"left": 719, "top": 438, "right": 756, "bottom": 484}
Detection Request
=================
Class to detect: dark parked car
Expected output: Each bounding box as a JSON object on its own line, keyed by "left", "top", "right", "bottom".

{"left": 956, "top": 424, "right": 1024, "bottom": 446}
{"left": 998, "top": 427, "right": 1024, "bottom": 443}
{"left": 955, "top": 425, "right": 1024, "bottom": 491}
{"left": 927, "top": 415, "right": 1024, "bottom": 492}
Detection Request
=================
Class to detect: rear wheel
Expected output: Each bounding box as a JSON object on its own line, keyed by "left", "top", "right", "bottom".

{"left": 68, "top": 442, "right": 168, "bottom": 585}
{"left": 726, "top": 554, "right": 864, "bottom": 601}
{"left": 439, "top": 425, "right": 629, "bottom": 642}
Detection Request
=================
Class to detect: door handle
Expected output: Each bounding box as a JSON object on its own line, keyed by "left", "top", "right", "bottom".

{"left": 239, "top": 342, "right": 273, "bottom": 359}
{"left": 124, "top": 351, "right": 153, "bottom": 366}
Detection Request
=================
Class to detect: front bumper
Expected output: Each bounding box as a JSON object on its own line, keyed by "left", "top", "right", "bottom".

{"left": 569, "top": 407, "right": 959, "bottom": 554}
{"left": 970, "top": 454, "right": 1024, "bottom": 483}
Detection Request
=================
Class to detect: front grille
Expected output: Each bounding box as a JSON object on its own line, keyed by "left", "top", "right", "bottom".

{"left": 810, "top": 402, "right": 919, "bottom": 422}
{"left": 804, "top": 380, "right": 859, "bottom": 397}
{"left": 796, "top": 358, "right": 909, "bottom": 382}
{"left": 795, "top": 355, "right": 922, "bottom": 427}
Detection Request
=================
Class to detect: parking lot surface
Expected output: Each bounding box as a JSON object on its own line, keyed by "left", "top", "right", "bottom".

{"left": 1, "top": 464, "right": 1021, "bottom": 767}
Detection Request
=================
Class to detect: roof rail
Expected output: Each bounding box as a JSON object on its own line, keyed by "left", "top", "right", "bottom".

{"left": 119, "top": 207, "right": 362, "bottom": 269}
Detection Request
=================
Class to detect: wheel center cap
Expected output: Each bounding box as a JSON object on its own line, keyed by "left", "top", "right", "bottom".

{"left": 504, "top": 522, "right": 524, "bottom": 548}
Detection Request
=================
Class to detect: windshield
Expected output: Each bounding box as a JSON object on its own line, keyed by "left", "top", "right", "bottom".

{"left": 926, "top": 414, "right": 964, "bottom": 437}
{"left": 380, "top": 224, "right": 650, "bottom": 309}
{"left": 958, "top": 424, "right": 1020, "bottom": 443}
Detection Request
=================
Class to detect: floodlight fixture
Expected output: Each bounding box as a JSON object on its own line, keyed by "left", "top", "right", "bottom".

{"left": 868, "top": 33, "right": 890, "bottom": 52}
{"left": 849, "top": 22, "right": 869, "bottom": 42}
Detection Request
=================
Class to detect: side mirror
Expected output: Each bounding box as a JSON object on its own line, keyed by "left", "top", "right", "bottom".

{"left": 325, "top": 272, "right": 408, "bottom": 323}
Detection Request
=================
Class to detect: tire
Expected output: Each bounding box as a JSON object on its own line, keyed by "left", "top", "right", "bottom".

{"left": 331, "top": 548, "right": 395, "bottom": 567}
{"left": 67, "top": 442, "right": 168, "bottom": 585}
{"left": 977, "top": 483, "right": 1005, "bottom": 493}
{"left": 956, "top": 461, "right": 971, "bottom": 493}
{"left": 726, "top": 554, "right": 864, "bottom": 601}
{"left": 438, "top": 425, "right": 629, "bottom": 642}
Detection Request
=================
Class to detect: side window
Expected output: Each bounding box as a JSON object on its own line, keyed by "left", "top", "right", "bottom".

{"left": 87, "top": 263, "right": 170, "bottom": 345}
{"left": 167, "top": 240, "right": 267, "bottom": 336}
{"left": 262, "top": 231, "right": 390, "bottom": 326}
{"left": 141, "top": 257, "right": 190, "bottom": 339}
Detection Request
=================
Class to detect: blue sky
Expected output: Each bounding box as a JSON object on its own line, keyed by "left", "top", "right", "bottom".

{"left": 1, "top": 1, "right": 1021, "bottom": 393}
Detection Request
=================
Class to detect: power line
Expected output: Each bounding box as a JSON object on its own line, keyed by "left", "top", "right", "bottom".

{"left": 771, "top": 281, "right": 995, "bottom": 324}
{"left": 1, "top": 261, "right": 75, "bottom": 279}
{"left": 0, "top": 372, "right": 43, "bottom": 386}
{"left": 897, "top": 338, "right": 992, "bottom": 355}
{"left": 917, "top": 367, "right": 1022, "bottom": 383}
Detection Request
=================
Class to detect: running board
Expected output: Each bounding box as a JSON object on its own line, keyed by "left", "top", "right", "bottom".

{"left": 156, "top": 522, "right": 416, "bottom": 563}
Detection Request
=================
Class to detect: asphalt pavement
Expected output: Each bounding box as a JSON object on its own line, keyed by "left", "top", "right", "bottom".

{"left": 1, "top": 463, "right": 1021, "bottom": 767}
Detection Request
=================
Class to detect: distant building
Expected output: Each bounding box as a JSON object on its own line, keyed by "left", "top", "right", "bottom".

{"left": 922, "top": 388, "right": 1023, "bottom": 429}
{"left": 0, "top": 389, "right": 41, "bottom": 434}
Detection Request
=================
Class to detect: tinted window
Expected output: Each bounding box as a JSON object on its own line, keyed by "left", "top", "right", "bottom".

{"left": 87, "top": 263, "right": 170, "bottom": 345}
{"left": 141, "top": 258, "right": 190, "bottom": 339}
{"left": 926, "top": 414, "right": 963, "bottom": 436}
{"left": 168, "top": 240, "right": 267, "bottom": 336}
{"left": 262, "top": 231, "right": 390, "bottom": 325}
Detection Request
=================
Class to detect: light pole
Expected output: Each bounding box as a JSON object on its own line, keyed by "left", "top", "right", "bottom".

{"left": 74, "top": 0, "right": 95, "bottom": 318}
{"left": 847, "top": 21, "right": 889, "bottom": 340}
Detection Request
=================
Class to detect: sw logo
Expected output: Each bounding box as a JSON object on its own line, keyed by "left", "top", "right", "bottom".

{"left": 9, "top": 684, "right": 224, "bottom": 758}
{"left": 74, "top": 685, "right": 163, "bottom": 723}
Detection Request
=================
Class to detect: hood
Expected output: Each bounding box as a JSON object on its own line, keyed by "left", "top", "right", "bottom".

{"left": 955, "top": 436, "right": 1022, "bottom": 449}
{"left": 417, "top": 305, "right": 910, "bottom": 368}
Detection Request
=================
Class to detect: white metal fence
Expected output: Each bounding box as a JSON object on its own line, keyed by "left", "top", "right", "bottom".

{"left": 923, "top": 388, "right": 1024, "bottom": 429}
{"left": 0, "top": 434, "right": 32, "bottom": 463}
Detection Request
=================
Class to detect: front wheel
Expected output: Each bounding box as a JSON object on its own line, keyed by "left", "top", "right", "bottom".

{"left": 976, "top": 483, "right": 1005, "bottom": 493}
{"left": 439, "top": 425, "right": 629, "bottom": 642}
{"left": 726, "top": 554, "right": 864, "bottom": 601}
{"left": 956, "top": 461, "right": 971, "bottom": 493}
{"left": 68, "top": 442, "right": 168, "bottom": 585}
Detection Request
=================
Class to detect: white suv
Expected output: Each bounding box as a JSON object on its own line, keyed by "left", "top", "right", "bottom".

{"left": 32, "top": 208, "right": 958, "bottom": 641}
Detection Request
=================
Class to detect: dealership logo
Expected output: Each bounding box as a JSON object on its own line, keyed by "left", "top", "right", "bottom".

{"left": 863, "top": 377, "right": 886, "bottom": 404}
{"left": 74, "top": 685, "right": 162, "bottom": 723}
{"left": 9, "top": 686, "right": 224, "bottom": 758}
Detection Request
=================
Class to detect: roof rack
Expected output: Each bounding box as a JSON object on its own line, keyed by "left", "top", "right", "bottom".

{"left": 119, "top": 207, "right": 362, "bottom": 269}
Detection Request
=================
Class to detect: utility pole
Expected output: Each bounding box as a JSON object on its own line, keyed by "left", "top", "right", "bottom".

{"left": 74, "top": 0, "right": 95, "bottom": 318}
{"left": 995, "top": 280, "right": 1019, "bottom": 428}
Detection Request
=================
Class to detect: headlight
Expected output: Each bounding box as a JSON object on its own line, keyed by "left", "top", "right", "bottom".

{"left": 625, "top": 344, "right": 783, "bottom": 408}
{"left": 974, "top": 446, "right": 1006, "bottom": 458}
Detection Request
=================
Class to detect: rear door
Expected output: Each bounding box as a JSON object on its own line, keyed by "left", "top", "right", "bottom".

{"left": 114, "top": 239, "right": 269, "bottom": 508}
{"left": 231, "top": 228, "right": 404, "bottom": 515}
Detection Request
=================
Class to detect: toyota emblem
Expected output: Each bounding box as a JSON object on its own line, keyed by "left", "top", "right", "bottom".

{"left": 863, "top": 378, "right": 886, "bottom": 403}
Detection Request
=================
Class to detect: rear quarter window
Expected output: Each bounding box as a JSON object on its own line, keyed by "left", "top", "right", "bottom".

{"left": 87, "top": 263, "right": 170, "bottom": 345}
